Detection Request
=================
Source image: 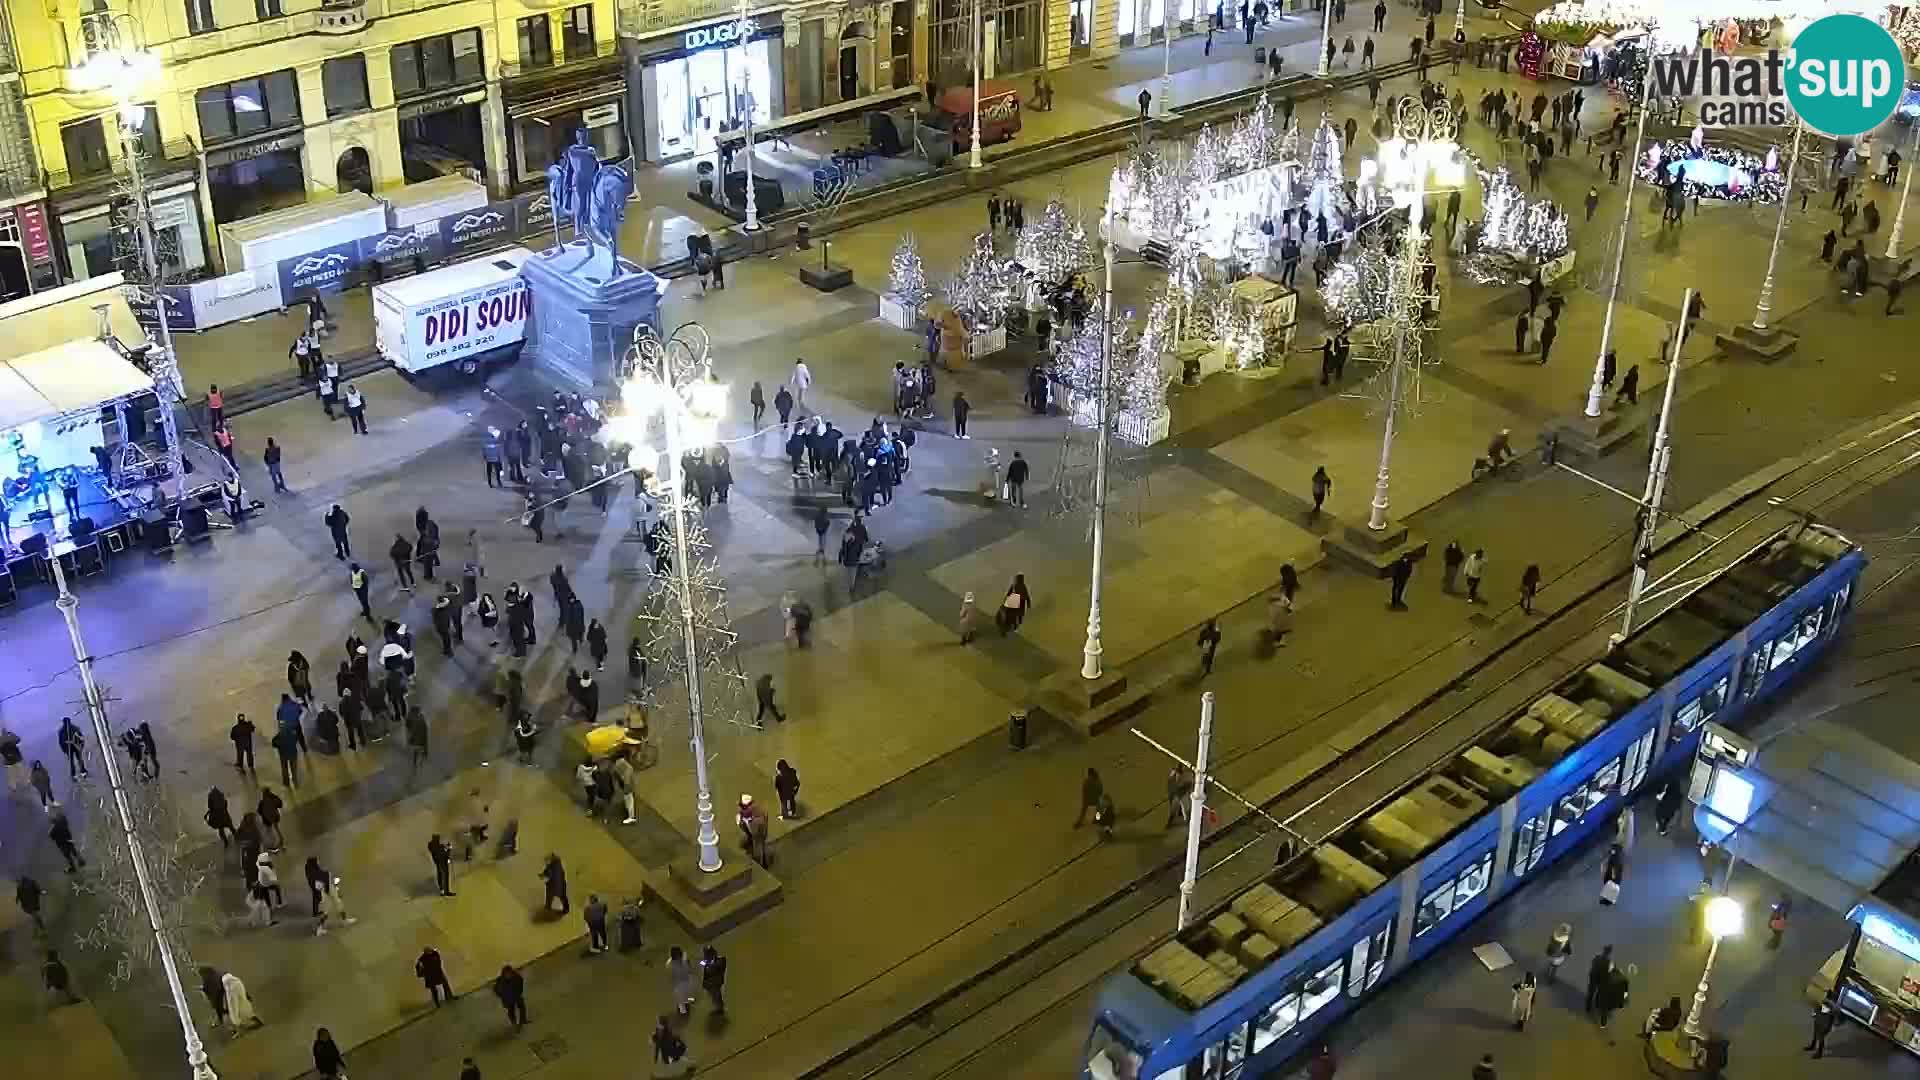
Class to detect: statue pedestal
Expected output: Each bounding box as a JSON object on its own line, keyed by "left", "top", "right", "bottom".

{"left": 520, "top": 240, "right": 666, "bottom": 393}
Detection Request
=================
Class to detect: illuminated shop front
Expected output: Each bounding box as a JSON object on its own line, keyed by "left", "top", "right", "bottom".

{"left": 631, "top": 16, "right": 785, "bottom": 164}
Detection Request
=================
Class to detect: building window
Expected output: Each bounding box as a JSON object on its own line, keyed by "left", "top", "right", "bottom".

{"left": 195, "top": 70, "right": 302, "bottom": 144}
{"left": 323, "top": 55, "right": 371, "bottom": 117}
{"left": 392, "top": 29, "right": 486, "bottom": 97}
{"left": 129, "top": 104, "right": 162, "bottom": 159}
{"left": 564, "top": 5, "right": 596, "bottom": 60}
{"left": 60, "top": 117, "right": 111, "bottom": 178}
{"left": 518, "top": 15, "right": 554, "bottom": 68}
{"left": 186, "top": 0, "right": 216, "bottom": 35}
{"left": 256, "top": 0, "right": 284, "bottom": 19}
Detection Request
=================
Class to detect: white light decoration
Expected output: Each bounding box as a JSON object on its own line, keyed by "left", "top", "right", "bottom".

{"left": 1324, "top": 231, "right": 1396, "bottom": 330}
{"left": 887, "top": 233, "right": 931, "bottom": 309}
{"left": 1014, "top": 198, "right": 1094, "bottom": 287}
{"left": 1302, "top": 114, "right": 1354, "bottom": 238}
{"left": 944, "top": 232, "right": 1017, "bottom": 330}
{"left": 1462, "top": 167, "right": 1573, "bottom": 285}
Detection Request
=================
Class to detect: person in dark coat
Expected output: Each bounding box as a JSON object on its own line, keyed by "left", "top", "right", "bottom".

{"left": 701, "top": 944, "right": 729, "bottom": 1013}
{"left": 1388, "top": 554, "right": 1414, "bottom": 610}
{"left": 774, "top": 759, "right": 802, "bottom": 819}
{"left": 205, "top": 788, "right": 235, "bottom": 845}
{"left": 416, "top": 945, "right": 454, "bottom": 1005}
{"left": 541, "top": 853, "right": 569, "bottom": 914}
{"left": 312, "top": 1028, "right": 345, "bottom": 1078}
{"left": 1585, "top": 945, "right": 1615, "bottom": 1014}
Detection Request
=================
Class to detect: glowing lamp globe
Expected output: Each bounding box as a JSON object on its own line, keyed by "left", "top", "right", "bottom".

{"left": 1705, "top": 895, "right": 1743, "bottom": 940}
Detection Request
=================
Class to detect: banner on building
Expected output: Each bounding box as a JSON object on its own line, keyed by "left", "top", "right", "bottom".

{"left": 357, "top": 223, "right": 447, "bottom": 267}
{"left": 277, "top": 240, "right": 361, "bottom": 297}
{"left": 444, "top": 204, "right": 516, "bottom": 259}
{"left": 516, "top": 191, "right": 557, "bottom": 239}
{"left": 126, "top": 284, "right": 199, "bottom": 332}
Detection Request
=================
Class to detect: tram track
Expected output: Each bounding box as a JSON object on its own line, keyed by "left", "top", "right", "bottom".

{"left": 801, "top": 407, "right": 1920, "bottom": 1080}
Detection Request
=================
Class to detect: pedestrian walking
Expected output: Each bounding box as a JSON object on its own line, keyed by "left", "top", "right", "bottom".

{"left": 1510, "top": 972, "right": 1537, "bottom": 1030}
{"left": 15, "top": 876, "right": 43, "bottom": 931}
{"left": 417, "top": 945, "right": 454, "bottom": 1005}
{"left": 1197, "top": 618, "right": 1223, "bottom": 674}
{"left": 1514, "top": 309, "right": 1532, "bottom": 353}
{"left": 1165, "top": 765, "right": 1193, "bottom": 828}
{"left": 1310, "top": 466, "right": 1332, "bottom": 517}
{"left": 790, "top": 359, "right": 813, "bottom": 408}
{"left": 1806, "top": 1000, "right": 1835, "bottom": 1057}
{"left": 1441, "top": 540, "right": 1464, "bottom": 593}
{"left": 1655, "top": 781, "right": 1684, "bottom": 835}
{"left": 1463, "top": 548, "right": 1485, "bottom": 603}
{"left": 1545, "top": 923, "right": 1572, "bottom": 983}
{"left": 668, "top": 945, "right": 696, "bottom": 1017}
{"left": 28, "top": 759, "right": 52, "bottom": 807}
{"left": 753, "top": 673, "right": 787, "bottom": 725}
{"left": 253, "top": 852, "right": 281, "bottom": 909}
{"left": 997, "top": 574, "right": 1032, "bottom": 634}
{"left": 303, "top": 855, "right": 330, "bottom": 918}
{"left": 701, "top": 944, "right": 728, "bottom": 1013}
{"left": 1768, "top": 894, "right": 1792, "bottom": 949}
{"left": 1616, "top": 365, "right": 1640, "bottom": 406}
{"left": 1538, "top": 316, "right": 1558, "bottom": 365}
{"left": 953, "top": 390, "right": 971, "bottom": 437}
{"left": 653, "top": 1015, "right": 689, "bottom": 1073}
{"left": 958, "top": 591, "right": 981, "bottom": 643}
{"left": 1388, "top": 554, "right": 1414, "bottom": 610}
{"left": 390, "top": 534, "right": 416, "bottom": 590}
{"left": 1279, "top": 562, "right": 1299, "bottom": 609}
{"left": 1598, "top": 963, "right": 1633, "bottom": 1028}
{"left": 775, "top": 759, "right": 802, "bottom": 819}
{"left": 1005, "top": 451, "right": 1029, "bottom": 506}
{"left": 428, "top": 833, "right": 454, "bottom": 896}
{"left": 584, "top": 894, "right": 610, "bottom": 953}
{"left": 1585, "top": 945, "right": 1615, "bottom": 1014}
{"left": 325, "top": 504, "right": 352, "bottom": 560}
{"left": 541, "top": 853, "right": 569, "bottom": 914}
{"left": 586, "top": 618, "right": 609, "bottom": 670}
{"left": 1520, "top": 564, "right": 1541, "bottom": 614}
{"left": 493, "top": 964, "right": 528, "bottom": 1028}
{"left": 749, "top": 381, "right": 766, "bottom": 428}
{"left": 343, "top": 384, "right": 368, "bottom": 433}
{"left": 57, "top": 716, "right": 87, "bottom": 779}
{"left": 1075, "top": 767, "right": 1105, "bottom": 827}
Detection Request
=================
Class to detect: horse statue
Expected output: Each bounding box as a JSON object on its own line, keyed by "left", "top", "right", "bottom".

{"left": 586, "top": 164, "right": 633, "bottom": 278}
{"left": 543, "top": 162, "right": 569, "bottom": 252}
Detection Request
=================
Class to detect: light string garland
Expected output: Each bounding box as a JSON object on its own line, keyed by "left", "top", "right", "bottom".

{"left": 1638, "top": 138, "right": 1787, "bottom": 203}
{"left": 944, "top": 231, "right": 1018, "bottom": 330}
{"left": 1014, "top": 198, "right": 1095, "bottom": 287}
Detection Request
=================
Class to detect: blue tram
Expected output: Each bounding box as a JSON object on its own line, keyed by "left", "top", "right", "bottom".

{"left": 1083, "top": 523, "right": 1868, "bottom": 1080}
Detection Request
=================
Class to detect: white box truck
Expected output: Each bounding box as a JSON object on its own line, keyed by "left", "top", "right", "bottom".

{"left": 373, "top": 247, "right": 533, "bottom": 377}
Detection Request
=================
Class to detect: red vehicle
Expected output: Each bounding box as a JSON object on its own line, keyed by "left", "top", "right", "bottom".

{"left": 935, "top": 81, "right": 1022, "bottom": 153}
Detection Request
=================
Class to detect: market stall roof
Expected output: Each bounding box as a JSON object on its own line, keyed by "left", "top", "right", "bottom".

{"left": 0, "top": 338, "right": 154, "bottom": 432}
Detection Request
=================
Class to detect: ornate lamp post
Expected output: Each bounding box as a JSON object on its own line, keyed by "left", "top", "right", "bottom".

{"left": 1684, "top": 895, "right": 1745, "bottom": 1041}
{"left": 1318, "top": 0, "right": 1335, "bottom": 76}
{"left": 1161, "top": 0, "right": 1175, "bottom": 117}
{"left": 608, "top": 330, "right": 731, "bottom": 872}
{"left": 71, "top": 13, "right": 184, "bottom": 503}
{"left": 1083, "top": 201, "right": 1118, "bottom": 680}
{"left": 1366, "top": 100, "right": 1463, "bottom": 532}
{"left": 971, "top": 0, "right": 985, "bottom": 169}
{"left": 1751, "top": 126, "right": 1805, "bottom": 333}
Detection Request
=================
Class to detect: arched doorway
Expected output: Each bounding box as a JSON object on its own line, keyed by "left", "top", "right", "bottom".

{"left": 335, "top": 146, "right": 373, "bottom": 195}
{"left": 840, "top": 22, "right": 872, "bottom": 102}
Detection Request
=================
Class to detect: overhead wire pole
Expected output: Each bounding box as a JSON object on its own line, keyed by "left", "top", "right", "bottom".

{"left": 48, "top": 553, "right": 218, "bottom": 1080}
{"left": 971, "top": 0, "right": 984, "bottom": 169}
{"left": 735, "top": 1, "right": 760, "bottom": 232}
{"left": 1884, "top": 118, "right": 1920, "bottom": 260}
{"left": 1752, "top": 126, "right": 1801, "bottom": 332}
{"left": 1176, "top": 692, "right": 1216, "bottom": 930}
{"left": 1583, "top": 63, "right": 1657, "bottom": 419}
{"left": 1620, "top": 287, "right": 1692, "bottom": 638}
{"left": 1159, "top": 0, "right": 1174, "bottom": 117}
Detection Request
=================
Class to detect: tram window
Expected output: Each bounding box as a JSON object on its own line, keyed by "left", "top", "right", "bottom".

{"left": 1203, "top": 1021, "right": 1251, "bottom": 1078}
{"left": 1299, "top": 958, "right": 1344, "bottom": 1022}
{"left": 1830, "top": 583, "right": 1852, "bottom": 623}
{"left": 1772, "top": 609, "right": 1824, "bottom": 670}
{"left": 1625, "top": 729, "right": 1656, "bottom": 792}
{"left": 1363, "top": 923, "right": 1390, "bottom": 989}
{"left": 1741, "top": 641, "right": 1773, "bottom": 699}
{"left": 1454, "top": 852, "right": 1493, "bottom": 907}
{"left": 1252, "top": 994, "right": 1300, "bottom": 1051}
{"left": 1513, "top": 812, "right": 1549, "bottom": 877}
{"left": 1415, "top": 881, "right": 1455, "bottom": 937}
{"left": 1595, "top": 756, "right": 1623, "bottom": 794}
{"left": 1347, "top": 935, "right": 1371, "bottom": 998}
{"left": 1673, "top": 675, "right": 1729, "bottom": 738}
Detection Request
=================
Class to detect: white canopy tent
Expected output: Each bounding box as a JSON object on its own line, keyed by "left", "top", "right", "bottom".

{"left": 0, "top": 339, "right": 155, "bottom": 432}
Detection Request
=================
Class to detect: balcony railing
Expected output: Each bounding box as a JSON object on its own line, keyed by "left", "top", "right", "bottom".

{"left": 44, "top": 136, "right": 200, "bottom": 196}
{"left": 617, "top": 0, "right": 756, "bottom": 35}
{"left": 498, "top": 37, "right": 621, "bottom": 82}
{"left": 317, "top": 0, "right": 374, "bottom": 35}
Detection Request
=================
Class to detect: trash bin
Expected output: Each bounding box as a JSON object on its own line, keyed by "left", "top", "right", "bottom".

{"left": 1009, "top": 710, "right": 1029, "bottom": 750}
{"left": 796, "top": 221, "right": 812, "bottom": 249}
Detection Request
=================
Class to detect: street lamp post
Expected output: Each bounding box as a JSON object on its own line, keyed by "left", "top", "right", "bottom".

{"left": 1318, "top": 0, "right": 1335, "bottom": 76}
{"left": 1161, "top": 1, "right": 1175, "bottom": 118}
{"left": 1176, "top": 691, "right": 1216, "bottom": 931}
{"left": 1455, "top": 0, "right": 1466, "bottom": 36}
{"left": 1884, "top": 120, "right": 1920, "bottom": 261}
{"left": 734, "top": 3, "right": 759, "bottom": 231}
{"left": 1367, "top": 101, "right": 1461, "bottom": 532}
{"left": 1684, "top": 895, "right": 1745, "bottom": 1042}
{"left": 971, "top": 0, "right": 985, "bottom": 169}
{"left": 1584, "top": 62, "right": 1658, "bottom": 419}
{"left": 614, "top": 332, "right": 730, "bottom": 872}
{"left": 74, "top": 20, "right": 184, "bottom": 503}
{"left": 1083, "top": 203, "right": 1117, "bottom": 680}
{"left": 1753, "top": 127, "right": 1803, "bottom": 332}
{"left": 47, "top": 559, "right": 217, "bottom": 1079}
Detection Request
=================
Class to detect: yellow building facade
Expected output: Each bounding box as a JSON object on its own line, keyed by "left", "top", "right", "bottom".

{"left": 2, "top": 0, "right": 1156, "bottom": 286}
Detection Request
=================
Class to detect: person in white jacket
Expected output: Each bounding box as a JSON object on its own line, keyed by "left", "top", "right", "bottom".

{"left": 223, "top": 970, "right": 263, "bottom": 1029}
{"left": 791, "top": 359, "right": 813, "bottom": 408}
